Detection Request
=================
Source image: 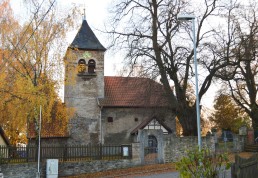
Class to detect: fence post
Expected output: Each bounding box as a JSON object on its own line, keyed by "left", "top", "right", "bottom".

{"left": 26, "top": 145, "right": 29, "bottom": 162}
{"left": 63, "top": 145, "right": 67, "bottom": 161}
{"left": 100, "top": 144, "right": 102, "bottom": 160}
{"left": 8, "top": 146, "right": 13, "bottom": 163}
{"left": 131, "top": 143, "right": 140, "bottom": 162}
{"left": 0, "top": 146, "right": 2, "bottom": 164}
{"left": 231, "top": 163, "right": 236, "bottom": 178}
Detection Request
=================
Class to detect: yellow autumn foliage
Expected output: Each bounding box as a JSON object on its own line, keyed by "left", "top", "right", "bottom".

{"left": 0, "top": 0, "right": 79, "bottom": 144}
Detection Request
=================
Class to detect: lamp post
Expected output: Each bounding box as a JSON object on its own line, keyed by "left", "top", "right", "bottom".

{"left": 178, "top": 14, "right": 202, "bottom": 151}
{"left": 36, "top": 105, "right": 42, "bottom": 178}
{"left": 34, "top": 63, "right": 42, "bottom": 178}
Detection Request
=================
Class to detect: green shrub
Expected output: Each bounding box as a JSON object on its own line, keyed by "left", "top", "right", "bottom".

{"left": 176, "top": 147, "right": 231, "bottom": 178}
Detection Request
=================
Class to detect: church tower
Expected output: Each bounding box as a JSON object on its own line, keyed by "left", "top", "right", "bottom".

{"left": 64, "top": 19, "right": 106, "bottom": 145}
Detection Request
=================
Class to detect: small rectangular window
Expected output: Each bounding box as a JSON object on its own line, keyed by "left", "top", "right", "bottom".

{"left": 107, "top": 117, "right": 113, "bottom": 122}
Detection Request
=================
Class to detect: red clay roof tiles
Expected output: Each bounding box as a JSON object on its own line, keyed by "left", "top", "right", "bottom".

{"left": 99, "top": 76, "right": 170, "bottom": 107}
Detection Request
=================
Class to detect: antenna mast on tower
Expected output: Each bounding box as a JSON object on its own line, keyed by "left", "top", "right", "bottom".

{"left": 82, "top": 4, "right": 86, "bottom": 20}
{"left": 83, "top": 8, "right": 86, "bottom": 20}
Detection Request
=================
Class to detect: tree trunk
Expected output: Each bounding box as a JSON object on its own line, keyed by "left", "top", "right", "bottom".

{"left": 251, "top": 108, "right": 258, "bottom": 141}
{"left": 177, "top": 106, "right": 198, "bottom": 136}
{"left": 251, "top": 107, "right": 258, "bottom": 131}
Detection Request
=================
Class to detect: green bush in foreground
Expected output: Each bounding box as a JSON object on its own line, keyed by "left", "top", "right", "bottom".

{"left": 176, "top": 147, "right": 231, "bottom": 178}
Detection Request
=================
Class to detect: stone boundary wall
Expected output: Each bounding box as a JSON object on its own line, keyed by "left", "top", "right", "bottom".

{"left": 59, "top": 159, "right": 139, "bottom": 176}
{"left": 231, "top": 134, "right": 246, "bottom": 152}
{"left": 1, "top": 163, "right": 44, "bottom": 178}
{"left": 164, "top": 135, "right": 215, "bottom": 163}
{"left": 0, "top": 135, "right": 246, "bottom": 177}
{"left": 163, "top": 135, "right": 246, "bottom": 163}
{"left": 216, "top": 134, "right": 246, "bottom": 153}
{"left": 0, "top": 159, "right": 141, "bottom": 178}
{"left": 1, "top": 143, "right": 141, "bottom": 178}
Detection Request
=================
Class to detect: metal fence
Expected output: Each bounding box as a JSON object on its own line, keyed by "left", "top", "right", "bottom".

{"left": 0, "top": 144, "right": 132, "bottom": 164}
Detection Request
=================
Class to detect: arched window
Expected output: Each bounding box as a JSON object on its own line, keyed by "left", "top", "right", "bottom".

{"left": 77, "top": 59, "right": 86, "bottom": 73}
{"left": 88, "top": 59, "right": 96, "bottom": 73}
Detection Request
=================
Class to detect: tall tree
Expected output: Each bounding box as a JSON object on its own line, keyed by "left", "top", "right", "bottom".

{"left": 210, "top": 91, "right": 250, "bottom": 133}
{"left": 212, "top": 0, "right": 258, "bottom": 130}
{"left": 107, "top": 0, "right": 238, "bottom": 135}
{"left": 0, "top": 0, "right": 78, "bottom": 144}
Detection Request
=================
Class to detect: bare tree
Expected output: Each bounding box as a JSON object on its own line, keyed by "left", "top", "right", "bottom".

{"left": 213, "top": 1, "right": 258, "bottom": 130}
{"left": 107, "top": 0, "right": 240, "bottom": 135}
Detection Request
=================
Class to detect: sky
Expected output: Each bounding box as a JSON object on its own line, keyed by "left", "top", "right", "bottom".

{"left": 56, "top": 0, "right": 123, "bottom": 76}
{"left": 10, "top": 0, "right": 216, "bottom": 111}
{"left": 10, "top": 0, "right": 121, "bottom": 76}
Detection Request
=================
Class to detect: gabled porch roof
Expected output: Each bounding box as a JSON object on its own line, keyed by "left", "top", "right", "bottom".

{"left": 130, "top": 117, "right": 172, "bottom": 135}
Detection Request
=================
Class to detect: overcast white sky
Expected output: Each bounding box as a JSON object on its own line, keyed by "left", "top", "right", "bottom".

{"left": 10, "top": 0, "right": 120, "bottom": 75}
{"left": 10, "top": 0, "right": 216, "bottom": 110}
{"left": 11, "top": 0, "right": 111, "bottom": 28}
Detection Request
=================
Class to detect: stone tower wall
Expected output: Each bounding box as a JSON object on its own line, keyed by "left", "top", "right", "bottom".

{"left": 64, "top": 48, "right": 104, "bottom": 145}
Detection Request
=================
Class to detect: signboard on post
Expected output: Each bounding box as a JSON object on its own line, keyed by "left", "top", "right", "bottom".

{"left": 121, "top": 145, "right": 131, "bottom": 157}
{"left": 123, "top": 146, "right": 129, "bottom": 157}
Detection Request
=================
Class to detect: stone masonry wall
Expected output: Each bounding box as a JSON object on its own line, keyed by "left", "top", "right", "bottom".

{"left": 232, "top": 135, "right": 246, "bottom": 152}
{"left": 102, "top": 107, "right": 176, "bottom": 144}
{"left": 163, "top": 135, "right": 246, "bottom": 163}
{"left": 0, "top": 136, "right": 246, "bottom": 177}
{"left": 0, "top": 143, "right": 140, "bottom": 178}
{"left": 1, "top": 163, "right": 45, "bottom": 178}
{"left": 164, "top": 135, "right": 216, "bottom": 163}
{"left": 64, "top": 49, "right": 105, "bottom": 145}
{"left": 0, "top": 160, "right": 141, "bottom": 178}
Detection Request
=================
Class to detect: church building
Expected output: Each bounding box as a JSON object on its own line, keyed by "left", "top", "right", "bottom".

{"left": 28, "top": 19, "right": 176, "bottom": 146}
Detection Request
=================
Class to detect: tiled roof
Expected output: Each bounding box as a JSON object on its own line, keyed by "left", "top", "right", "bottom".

{"left": 27, "top": 119, "right": 69, "bottom": 139}
{"left": 99, "top": 76, "right": 171, "bottom": 107}
{"left": 69, "top": 20, "right": 106, "bottom": 51}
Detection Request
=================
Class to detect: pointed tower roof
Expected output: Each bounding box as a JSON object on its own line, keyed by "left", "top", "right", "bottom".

{"left": 69, "top": 20, "right": 106, "bottom": 51}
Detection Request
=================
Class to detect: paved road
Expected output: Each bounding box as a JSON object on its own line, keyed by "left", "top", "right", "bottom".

{"left": 135, "top": 170, "right": 231, "bottom": 178}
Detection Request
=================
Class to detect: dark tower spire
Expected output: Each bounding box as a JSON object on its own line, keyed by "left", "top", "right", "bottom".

{"left": 69, "top": 20, "right": 106, "bottom": 51}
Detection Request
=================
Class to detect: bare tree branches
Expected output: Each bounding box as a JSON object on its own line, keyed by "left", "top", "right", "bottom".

{"left": 107, "top": 0, "right": 224, "bottom": 135}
